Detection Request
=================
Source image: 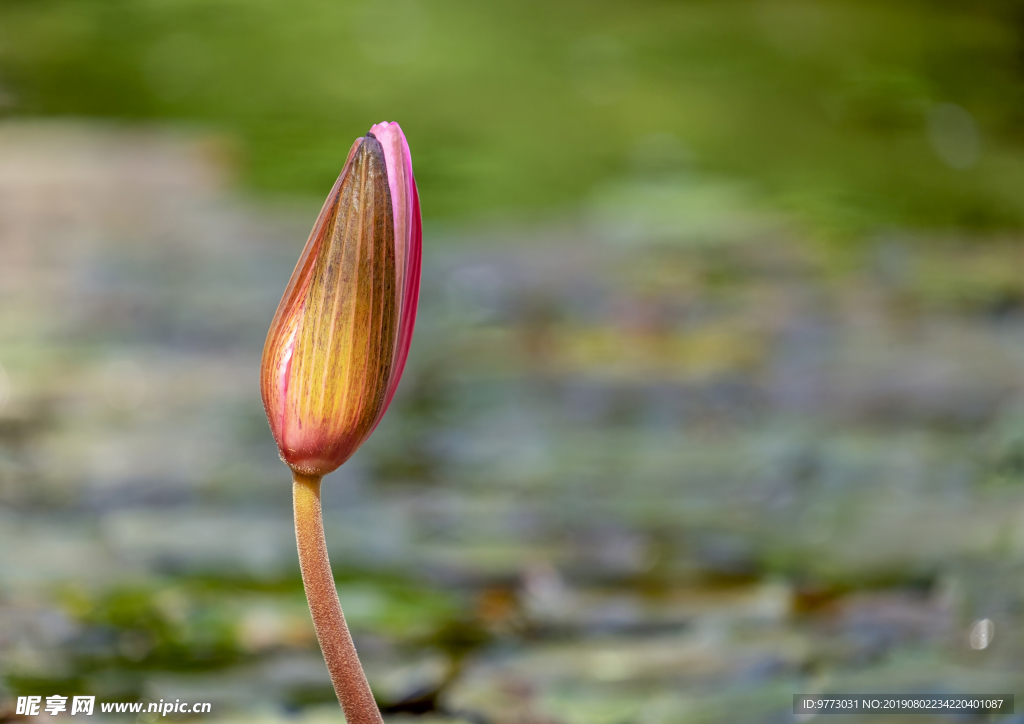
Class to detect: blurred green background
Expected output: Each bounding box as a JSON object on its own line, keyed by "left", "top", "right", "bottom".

{"left": 3, "top": 0, "right": 1024, "bottom": 231}
{"left": 1, "top": 2, "right": 1024, "bottom": 723}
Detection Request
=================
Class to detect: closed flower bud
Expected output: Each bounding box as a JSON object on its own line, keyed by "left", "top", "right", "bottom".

{"left": 262, "top": 123, "right": 421, "bottom": 477}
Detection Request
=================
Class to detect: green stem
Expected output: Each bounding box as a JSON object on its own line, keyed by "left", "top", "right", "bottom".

{"left": 292, "top": 472, "right": 383, "bottom": 724}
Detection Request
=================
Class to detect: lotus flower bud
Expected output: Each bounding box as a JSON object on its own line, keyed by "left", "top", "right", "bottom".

{"left": 261, "top": 123, "right": 421, "bottom": 477}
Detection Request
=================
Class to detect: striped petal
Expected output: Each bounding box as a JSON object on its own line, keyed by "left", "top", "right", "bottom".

{"left": 262, "top": 133, "right": 403, "bottom": 476}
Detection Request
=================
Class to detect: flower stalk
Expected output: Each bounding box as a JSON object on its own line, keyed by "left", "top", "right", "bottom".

{"left": 292, "top": 472, "right": 382, "bottom": 724}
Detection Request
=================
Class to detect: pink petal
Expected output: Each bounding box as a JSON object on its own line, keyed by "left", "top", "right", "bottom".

{"left": 368, "top": 122, "right": 422, "bottom": 422}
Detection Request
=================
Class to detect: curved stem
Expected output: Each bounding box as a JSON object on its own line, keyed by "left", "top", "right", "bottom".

{"left": 292, "top": 472, "right": 383, "bottom": 724}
